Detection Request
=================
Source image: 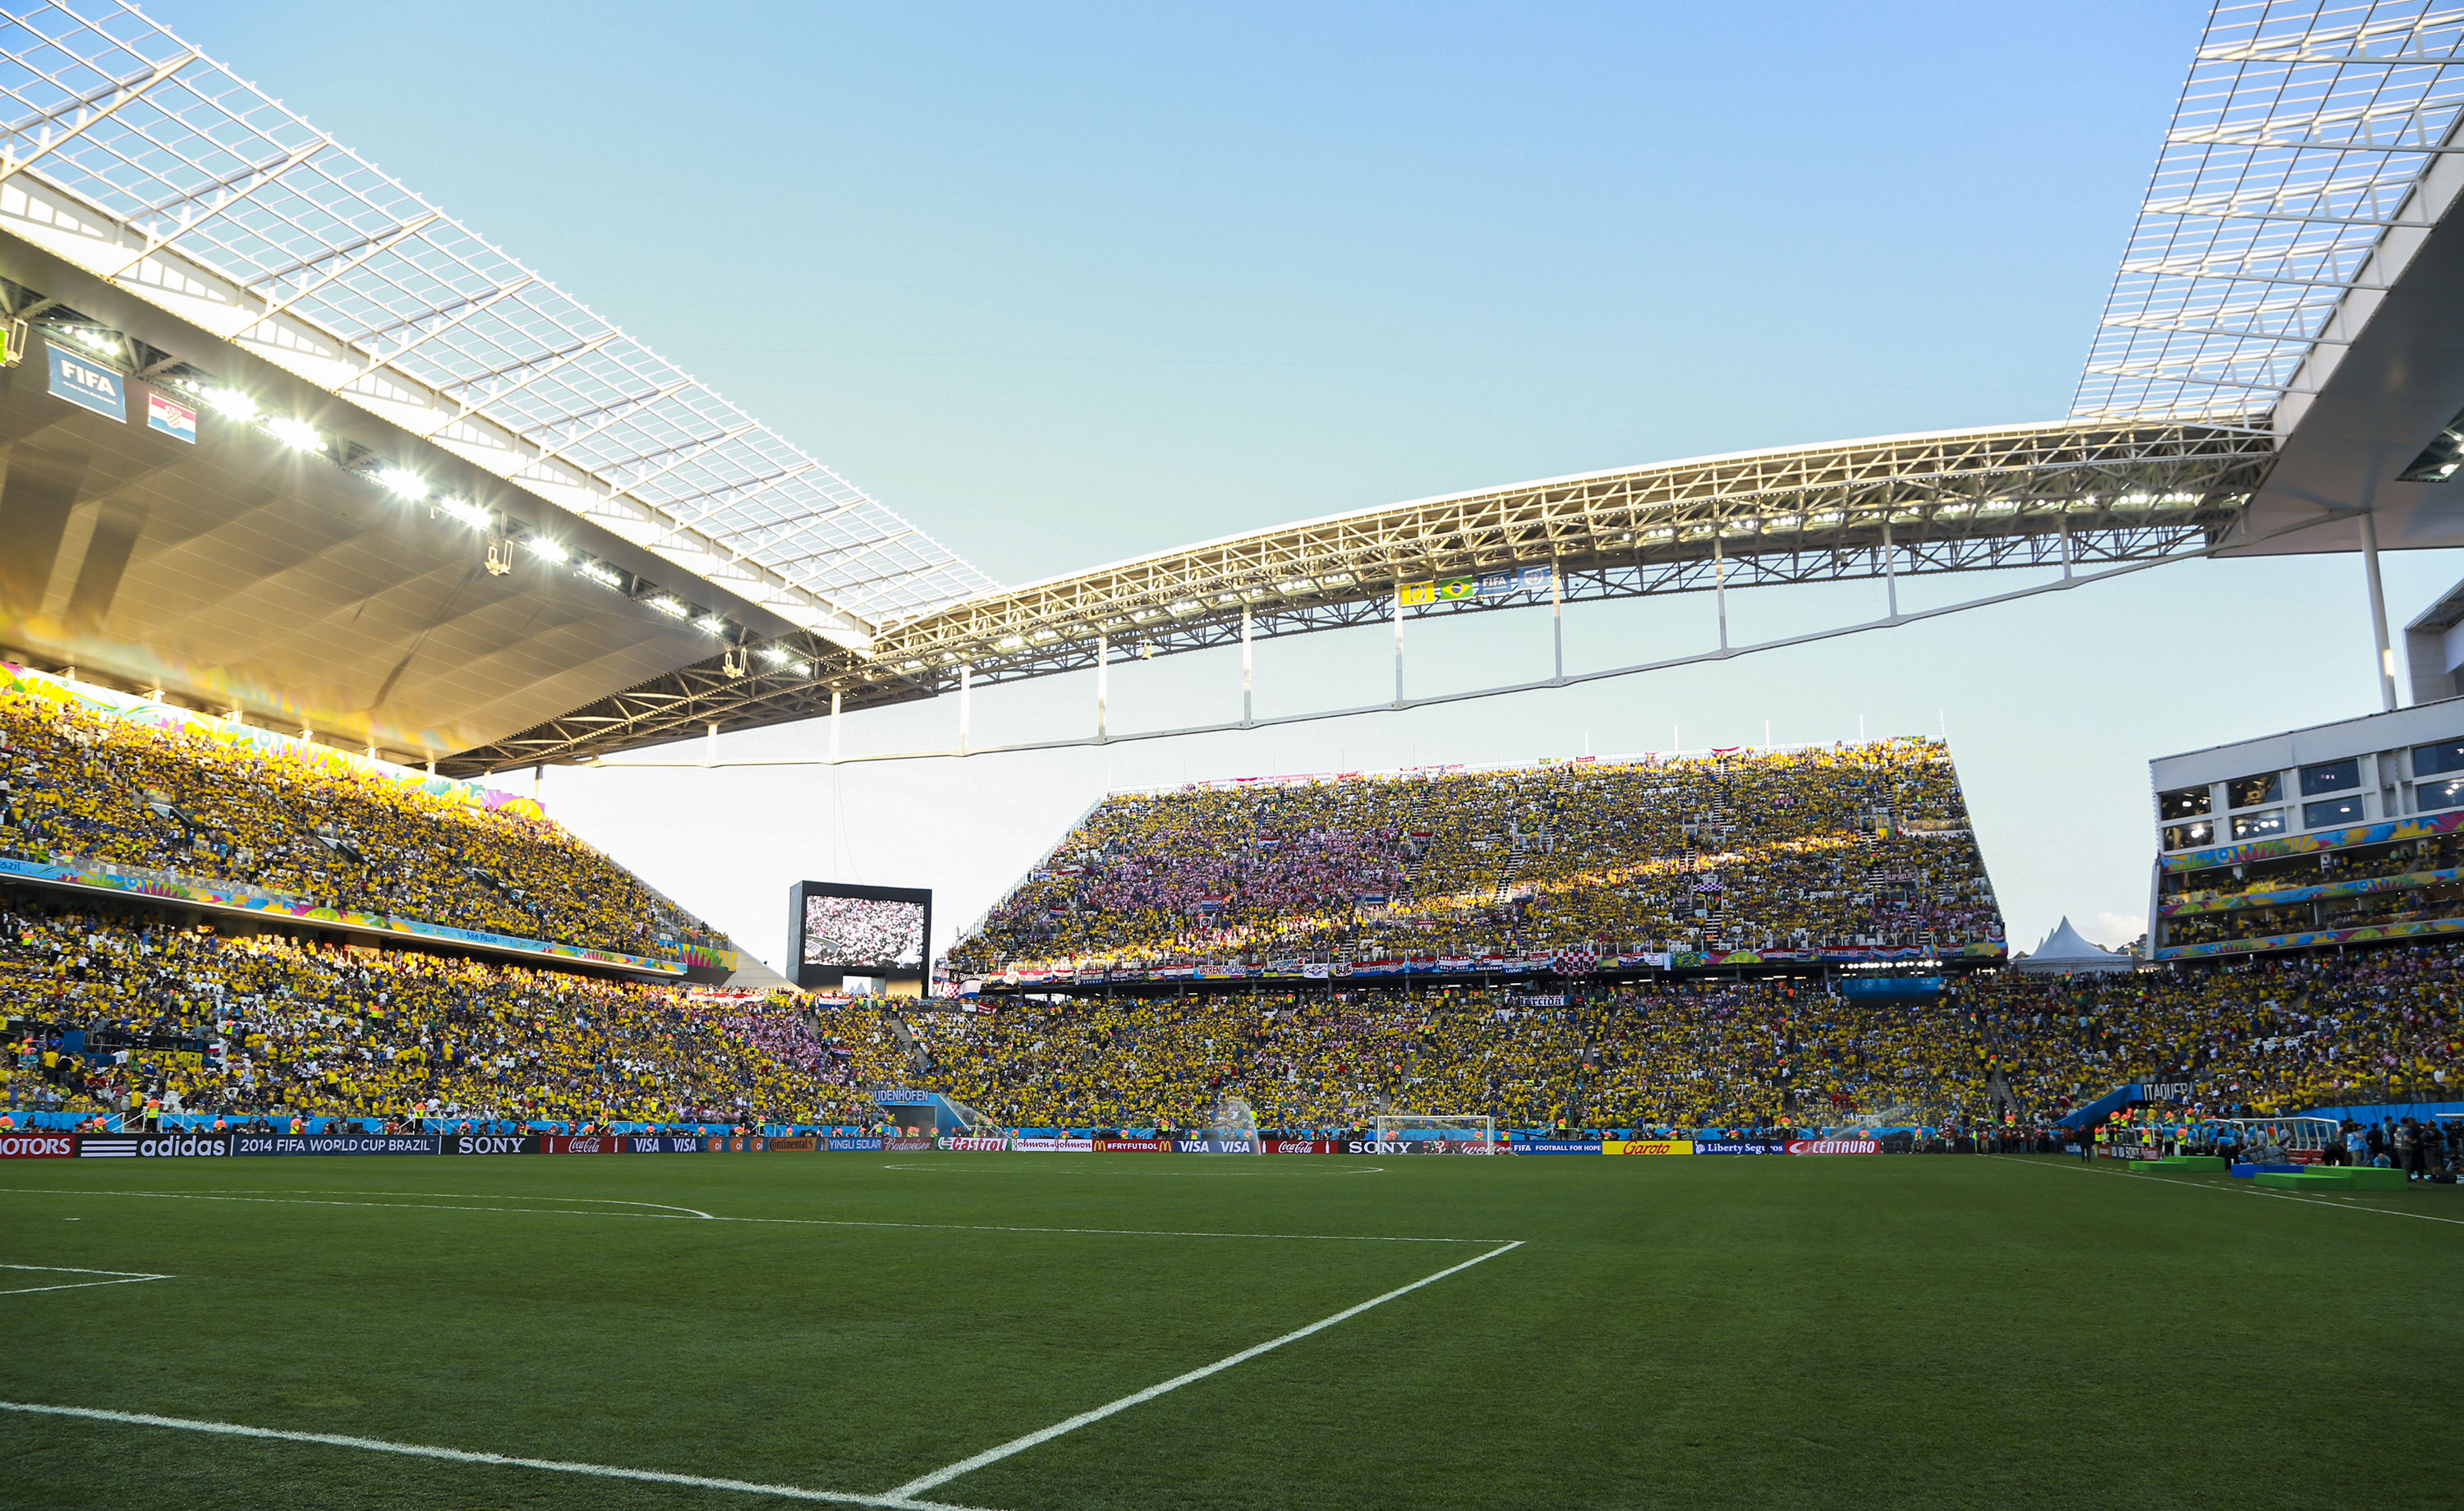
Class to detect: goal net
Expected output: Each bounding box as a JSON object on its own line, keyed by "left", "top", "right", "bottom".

{"left": 1372, "top": 1113, "right": 1501, "bottom": 1152}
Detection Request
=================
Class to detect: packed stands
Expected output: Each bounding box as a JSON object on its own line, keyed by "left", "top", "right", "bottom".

{"left": 1, "top": 897, "right": 905, "bottom": 1127}
{"left": 946, "top": 739, "right": 2003, "bottom": 978}
{"left": 0, "top": 680, "right": 718, "bottom": 958}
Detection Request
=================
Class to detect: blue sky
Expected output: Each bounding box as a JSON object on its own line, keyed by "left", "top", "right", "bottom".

{"left": 154, "top": 0, "right": 2464, "bottom": 963}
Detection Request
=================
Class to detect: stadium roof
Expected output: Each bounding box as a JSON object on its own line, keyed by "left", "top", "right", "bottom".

{"left": 0, "top": 1, "right": 995, "bottom": 646}
{"left": 2074, "top": 1, "right": 2464, "bottom": 430}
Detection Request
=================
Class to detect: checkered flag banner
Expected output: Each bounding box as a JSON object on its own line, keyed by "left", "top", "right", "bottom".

{"left": 1693, "top": 875, "right": 1724, "bottom": 893}
{"left": 1553, "top": 949, "right": 1599, "bottom": 974}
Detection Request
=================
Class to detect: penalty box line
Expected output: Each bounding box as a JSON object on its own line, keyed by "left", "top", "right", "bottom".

{"left": 1987, "top": 1155, "right": 2464, "bottom": 1228}
{"left": 0, "top": 1187, "right": 1506, "bottom": 1243}
{"left": 0, "top": 1402, "right": 995, "bottom": 1511}
{"left": 885, "top": 1238, "right": 1526, "bottom": 1500}
{"left": 0, "top": 1262, "right": 175, "bottom": 1297}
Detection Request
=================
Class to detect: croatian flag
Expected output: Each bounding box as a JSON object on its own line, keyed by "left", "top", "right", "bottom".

{"left": 148, "top": 391, "right": 198, "bottom": 443}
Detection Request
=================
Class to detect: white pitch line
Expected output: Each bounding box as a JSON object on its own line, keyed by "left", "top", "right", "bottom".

{"left": 0, "top": 1187, "right": 1499, "bottom": 1243}
{"left": 0, "top": 1261, "right": 175, "bottom": 1297}
{"left": 1988, "top": 1155, "right": 2464, "bottom": 1227}
{"left": 0, "top": 1401, "right": 994, "bottom": 1511}
{"left": 884, "top": 1238, "right": 1525, "bottom": 1500}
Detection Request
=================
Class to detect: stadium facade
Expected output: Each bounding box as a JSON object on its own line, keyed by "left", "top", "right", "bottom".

{"left": 2150, "top": 700, "right": 2464, "bottom": 961}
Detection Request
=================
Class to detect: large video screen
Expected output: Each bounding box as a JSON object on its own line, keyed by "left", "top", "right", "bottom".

{"left": 789, "top": 882, "right": 931, "bottom": 984}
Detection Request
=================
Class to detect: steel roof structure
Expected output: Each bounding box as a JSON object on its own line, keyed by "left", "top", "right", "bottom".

{"left": 2073, "top": 1, "right": 2464, "bottom": 429}
{"left": 0, "top": 0, "right": 993, "bottom": 649}
{"left": 10, "top": 1, "right": 2464, "bottom": 775}
{"left": 451, "top": 419, "right": 2275, "bottom": 774}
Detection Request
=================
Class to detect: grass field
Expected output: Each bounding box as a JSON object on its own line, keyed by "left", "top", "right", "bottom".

{"left": 1, "top": 1150, "right": 2457, "bottom": 1511}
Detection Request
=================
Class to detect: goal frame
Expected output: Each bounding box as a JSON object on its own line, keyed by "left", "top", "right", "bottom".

{"left": 1373, "top": 1113, "right": 1501, "bottom": 1152}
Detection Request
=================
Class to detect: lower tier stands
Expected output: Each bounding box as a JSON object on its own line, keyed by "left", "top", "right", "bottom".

{"left": 2, "top": 897, "right": 906, "bottom": 1127}
{"left": 11, "top": 897, "right": 2456, "bottom": 1133}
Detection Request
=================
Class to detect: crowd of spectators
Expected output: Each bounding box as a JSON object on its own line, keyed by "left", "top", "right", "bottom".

{"left": 2, "top": 897, "right": 907, "bottom": 1128}
{"left": 949, "top": 740, "right": 2002, "bottom": 976}
{"left": 0, "top": 687, "right": 717, "bottom": 958}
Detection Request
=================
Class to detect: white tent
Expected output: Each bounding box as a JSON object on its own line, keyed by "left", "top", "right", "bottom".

{"left": 2016, "top": 916, "right": 2135, "bottom": 974}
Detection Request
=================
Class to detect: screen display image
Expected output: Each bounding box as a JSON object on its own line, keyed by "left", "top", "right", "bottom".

{"left": 801, "top": 893, "right": 926, "bottom": 969}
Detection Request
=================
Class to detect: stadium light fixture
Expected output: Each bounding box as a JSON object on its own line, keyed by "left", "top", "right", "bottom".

{"left": 437, "top": 497, "right": 491, "bottom": 530}
{"left": 759, "top": 644, "right": 795, "bottom": 665}
{"left": 524, "top": 535, "right": 569, "bottom": 563}
{"left": 71, "top": 326, "right": 118, "bottom": 355}
{"left": 695, "top": 613, "right": 730, "bottom": 635}
{"left": 375, "top": 466, "right": 428, "bottom": 501}
{"left": 264, "top": 416, "right": 324, "bottom": 452}
{"left": 649, "top": 596, "right": 689, "bottom": 618}
{"left": 202, "top": 388, "right": 258, "bottom": 421}
{"left": 578, "top": 560, "right": 623, "bottom": 588}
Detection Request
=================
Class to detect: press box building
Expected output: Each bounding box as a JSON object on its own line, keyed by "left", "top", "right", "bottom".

{"left": 2149, "top": 703, "right": 2464, "bottom": 961}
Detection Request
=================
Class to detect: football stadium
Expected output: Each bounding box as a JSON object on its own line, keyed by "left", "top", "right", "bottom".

{"left": 2, "top": 3, "right": 2461, "bottom": 1509}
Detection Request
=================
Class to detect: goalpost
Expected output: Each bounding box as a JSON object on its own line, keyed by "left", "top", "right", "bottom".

{"left": 1372, "top": 1113, "right": 1501, "bottom": 1153}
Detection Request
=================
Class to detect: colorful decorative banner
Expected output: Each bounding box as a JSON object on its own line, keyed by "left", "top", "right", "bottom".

{"left": 2154, "top": 913, "right": 2464, "bottom": 960}
{"left": 0, "top": 852, "right": 683, "bottom": 975}
{"left": 2161, "top": 866, "right": 2464, "bottom": 916}
{"left": 2162, "top": 810, "right": 2464, "bottom": 873}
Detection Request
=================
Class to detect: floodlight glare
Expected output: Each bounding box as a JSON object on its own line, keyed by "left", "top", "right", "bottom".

{"left": 375, "top": 467, "right": 429, "bottom": 501}
{"left": 759, "top": 644, "right": 794, "bottom": 665}
{"left": 695, "top": 614, "right": 730, "bottom": 635}
{"left": 438, "top": 498, "right": 491, "bottom": 530}
{"left": 525, "top": 535, "right": 569, "bottom": 562}
{"left": 203, "top": 389, "right": 258, "bottom": 420}
{"left": 649, "top": 597, "right": 689, "bottom": 618}
{"left": 578, "top": 561, "right": 623, "bottom": 587}
{"left": 264, "top": 416, "right": 324, "bottom": 452}
{"left": 72, "top": 327, "right": 117, "bottom": 354}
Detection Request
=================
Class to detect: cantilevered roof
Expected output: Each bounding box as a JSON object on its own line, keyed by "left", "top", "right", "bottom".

{"left": 0, "top": 1, "right": 995, "bottom": 643}
{"left": 2073, "top": 1, "right": 2464, "bottom": 427}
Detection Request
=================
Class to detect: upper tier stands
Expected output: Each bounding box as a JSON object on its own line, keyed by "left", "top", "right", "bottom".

{"left": 0, "top": 681, "right": 713, "bottom": 958}
{"left": 948, "top": 740, "right": 2003, "bottom": 976}
{"left": 2, "top": 896, "right": 905, "bottom": 1126}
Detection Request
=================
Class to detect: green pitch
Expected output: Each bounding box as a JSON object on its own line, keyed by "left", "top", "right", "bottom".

{"left": 1, "top": 1152, "right": 2455, "bottom": 1511}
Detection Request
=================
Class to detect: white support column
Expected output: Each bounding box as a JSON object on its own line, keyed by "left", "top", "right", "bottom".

{"left": 1096, "top": 634, "right": 1110, "bottom": 739}
{"left": 2057, "top": 512, "right": 2073, "bottom": 580}
{"left": 1392, "top": 590, "right": 1405, "bottom": 705}
{"left": 2361, "top": 511, "right": 2400, "bottom": 710}
{"left": 1241, "top": 604, "right": 1254, "bottom": 725}
{"left": 1882, "top": 513, "right": 1899, "bottom": 618}
{"left": 1712, "top": 530, "right": 1729, "bottom": 650}
{"left": 829, "top": 690, "right": 842, "bottom": 765}
{"left": 1551, "top": 563, "right": 1565, "bottom": 682}
{"left": 958, "top": 663, "right": 972, "bottom": 753}
{"left": 706, "top": 722, "right": 718, "bottom": 767}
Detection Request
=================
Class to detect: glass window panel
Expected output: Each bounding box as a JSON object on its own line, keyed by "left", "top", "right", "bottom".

{"left": 2414, "top": 741, "right": 2464, "bottom": 778}
{"left": 2300, "top": 759, "right": 2361, "bottom": 796}
{"left": 2421, "top": 777, "right": 2464, "bottom": 814}
{"left": 2226, "top": 773, "right": 2281, "bottom": 808}
{"left": 2230, "top": 810, "right": 2286, "bottom": 841}
{"left": 2159, "top": 785, "right": 2213, "bottom": 819}
{"left": 2162, "top": 820, "right": 2214, "bottom": 852}
{"left": 2302, "top": 797, "right": 2365, "bottom": 829}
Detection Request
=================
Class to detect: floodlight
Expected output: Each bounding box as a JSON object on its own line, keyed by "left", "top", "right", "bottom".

{"left": 203, "top": 389, "right": 258, "bottom": 420}
{"left": 375, "top": 467, "right": 428, "bottom": 501}
{"left": 71, "top": 327, "right": 117, "bottom": 354}
{"left": 759, "top": 644, "right": 794, "bottom": 665}
{"left": 525, "top": 535, "right": 569, "bottom": 562}
{"left": 649, "top": 597, "right": 689, "bottom": 618}
{"left": 578, "top": 561, "right": 623, "bottom": 587}
{"left": 695, "top": 613, "right": 730, "bottom": 635}
{"left": 264, "top": 416, "right": 324, "bottom": 452}
{"left": 438, "top": 498, "right": 491, "bottom": 530}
